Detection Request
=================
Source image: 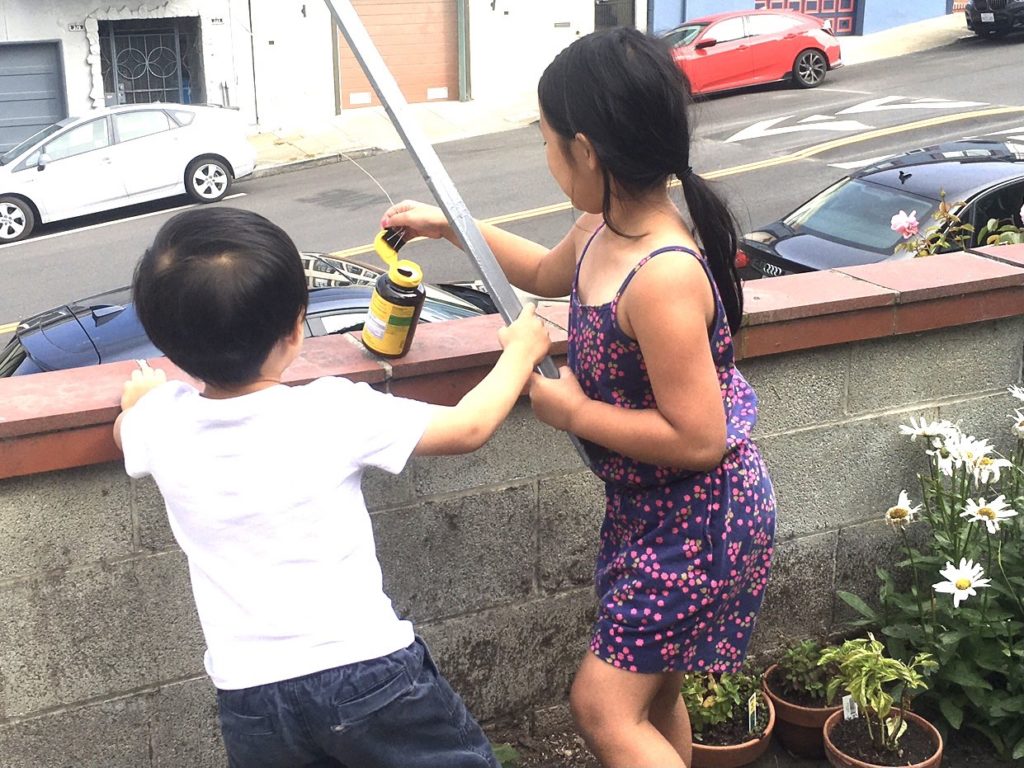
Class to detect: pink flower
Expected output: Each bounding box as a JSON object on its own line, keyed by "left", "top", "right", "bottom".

{"left": 890, "top": 210, "right": 919, "bottom": 239}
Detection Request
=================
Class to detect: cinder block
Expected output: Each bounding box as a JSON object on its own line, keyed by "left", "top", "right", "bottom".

{"left": 537, "top": 473, "right": 604, "bottom": 592}
{"left": 847, "top": 319, "right": 1024, "bottom": 415}
{"left": 147, "top": 677, "right": 224, "bottom": 768}
{"left": 742, "top": 346, "right": 849, "bottom": 437}
{"left": 0, "top": 552, "right": 203, "bottom": 719}
{"left": 362, "top": 465, "right": 419, "bottom": 511}
{"left": 0, "top": 694, "right": 149, "bottom": 768}
{"left": 134, "top": 475, "right": 177, "bottom": 552}
{"left": 408, "top": 405, "right": 585, "bottom": 497}
{"left": 757, "top": 412, "right": 920, "bottom": 539}
{"left": 420, "top": 589, "right": 596, "bottom": 722}
{"left": 0, "top": 464, "right": 131, "bottom": 581}
{"left": 374, "top": 485, "right": 537, "bottom": 622}
{"left": 749, "top": 530, "right": 838, "bottom": 654}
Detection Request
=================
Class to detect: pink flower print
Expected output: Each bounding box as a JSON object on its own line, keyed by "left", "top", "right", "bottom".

{"left": 890, "top": 210, "right": 919, "bottom": 239}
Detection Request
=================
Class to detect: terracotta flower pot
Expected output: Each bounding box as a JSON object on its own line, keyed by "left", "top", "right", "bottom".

{"left": 822, "top": 708, "right": 943, "bottom": 768}
{"left": 691, "top": 694, "right": 775, "bottom": 768}
{"left": 762, "top": 663, "right": 841, "bottom": 758}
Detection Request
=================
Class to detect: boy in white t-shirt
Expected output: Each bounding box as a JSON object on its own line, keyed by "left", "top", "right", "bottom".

{"left": 113, "top": 207, "right": 550, "bottom": 768}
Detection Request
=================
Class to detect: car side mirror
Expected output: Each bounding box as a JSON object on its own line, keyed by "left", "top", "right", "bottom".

{"left": 695, "top": 38, "right": 718, "bottom": 50}
{"left": 37, "top": 152, "right": 51, "bottom": 171}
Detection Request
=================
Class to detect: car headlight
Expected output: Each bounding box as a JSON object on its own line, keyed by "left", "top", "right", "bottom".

{"left": 743, "top": 230, "right": 778, "bottom": 245}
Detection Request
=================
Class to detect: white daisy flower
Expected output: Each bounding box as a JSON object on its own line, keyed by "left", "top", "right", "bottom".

{"left": 961, "top": 495, "right": 1017, "bottom": 534}
{"left": 933, "top": 559, "right": 991, "bottom": 608}
{"left": 1012, "top": 410, "right": 1024, "bottom": 440}
{"left": 1010, "top": 385, "right": 1024, "bottom": 402}
{"left": 926, "top": 444, "right": 957, "bottom": 477}
{"left": 884, "top": 490, "right": 921, "bottom": 529}
{"left": 900, "top": 416, "right": 956, "bottom": 448}
{"left": 973, "top": 455, "right": 1013, "bottom": 485}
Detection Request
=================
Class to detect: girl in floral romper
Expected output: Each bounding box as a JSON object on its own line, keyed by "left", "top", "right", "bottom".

{"left": 383, "top": 27, "right": 775, "bottom": 768}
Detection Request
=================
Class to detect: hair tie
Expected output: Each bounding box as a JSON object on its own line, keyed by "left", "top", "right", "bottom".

{"left": 680, "top": 166, "right": 694, "bottom": 180}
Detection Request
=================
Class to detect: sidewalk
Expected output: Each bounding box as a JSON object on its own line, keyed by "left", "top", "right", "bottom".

{"left": 248, "top": 12, "right": 969, "bottom": 178}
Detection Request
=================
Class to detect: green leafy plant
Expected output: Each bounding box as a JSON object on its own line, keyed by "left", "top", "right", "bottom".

{"left": 773, "top": 640, "right": 839, "bottom": 705}
{"left": 680, "top": 670, "right": 769, "bottom": 744}
{"left": 976, "top": 212, "right": 1024, "bottom": 246}
{"left": 491, "top": 742, "right": 521, "bottom": 767}
{"left": 819, "top": 634, "right": 937, "bottom": 755}
{"left": 837, "top": 389, "right": 1024, "bottom": 759}
{"left": 891, "top": 191, "right": 974, "bottom": 258}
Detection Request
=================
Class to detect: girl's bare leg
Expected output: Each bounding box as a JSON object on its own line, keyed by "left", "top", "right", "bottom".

{"left": 569, "top": 653, "right": 687, "bottom": 768}
{"left": 649, "top": 671, "right": 691, "bottom": 767}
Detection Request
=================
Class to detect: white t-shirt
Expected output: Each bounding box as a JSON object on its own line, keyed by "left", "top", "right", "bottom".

{"left": 120, "top": 376, "right": 437, "bottom": 690}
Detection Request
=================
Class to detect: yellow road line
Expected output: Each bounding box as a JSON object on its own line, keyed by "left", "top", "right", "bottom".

{"left": 7, "top": 106, "right": 1024, "bottom": 331}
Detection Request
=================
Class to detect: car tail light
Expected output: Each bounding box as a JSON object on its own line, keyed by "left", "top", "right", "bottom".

{"left": 734, "top": 250, "right": 750, "bottom": 269}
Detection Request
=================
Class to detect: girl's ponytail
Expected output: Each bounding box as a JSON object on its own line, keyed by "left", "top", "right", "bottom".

{"left": 681, "top": 171, "right": 744, "bottom": 336}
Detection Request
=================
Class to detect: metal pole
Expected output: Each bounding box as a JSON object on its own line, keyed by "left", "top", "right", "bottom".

{"left": 324, "top": 0, "right": 591, "bottom": 467}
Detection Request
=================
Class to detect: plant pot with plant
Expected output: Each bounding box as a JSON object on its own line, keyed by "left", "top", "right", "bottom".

{"left": 680, "top": 669, "right": 775, "bottom": 768}
{"left": 762, "top": 639, "right": 841, "bottom": 758}
{"left": 819, "top": 634, "right": 942, "bottom": 768}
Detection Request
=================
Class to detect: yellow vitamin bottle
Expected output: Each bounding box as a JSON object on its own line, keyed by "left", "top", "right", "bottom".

{"left": 361, "top": 228, "right": 426, "bottom": 358}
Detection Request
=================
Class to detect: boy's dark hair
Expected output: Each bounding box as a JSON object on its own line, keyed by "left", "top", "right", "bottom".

{"left": 538, "top": 28, "right": 744, "bottom": 334}
{"left": 133, "top": 207, "right": 308, "bottom": 388}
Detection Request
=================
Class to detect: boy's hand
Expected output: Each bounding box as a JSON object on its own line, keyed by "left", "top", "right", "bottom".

{"left": 529, "top": 367, "right": 587, "bottom": 432}
{"left": 121, "top": 360, "right": 166, "bottom": 411}
{"left": 497, "top": 303, "right": 550, "bottom": 367}
{"left": 381, "top": 200, "right": 451, "bottom": 242}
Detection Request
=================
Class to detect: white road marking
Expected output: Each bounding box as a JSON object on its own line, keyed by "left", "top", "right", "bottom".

{"left": 726, "top": 115, "right": 871, "bottom": 142}
{"left": 0, "top": 193, "right": 247, "bottom": 251}
{"left": 837, "top": 96, "right": 987, "bottom": 114}
{"left": 828, "top": 154, "right": 897, "bottom": 170}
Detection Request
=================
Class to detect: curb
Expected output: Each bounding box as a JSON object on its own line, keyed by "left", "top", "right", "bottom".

{"left": 250, "top": 146, "right": 384, "bottom": 179}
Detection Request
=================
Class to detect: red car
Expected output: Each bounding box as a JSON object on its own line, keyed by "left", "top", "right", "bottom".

{"left": 662, "top": 10, "right": 842, "bottom": 96}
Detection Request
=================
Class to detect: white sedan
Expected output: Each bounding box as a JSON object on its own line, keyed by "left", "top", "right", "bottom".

{"left": 0, "top": 103, "right": 256, "bottom": 243}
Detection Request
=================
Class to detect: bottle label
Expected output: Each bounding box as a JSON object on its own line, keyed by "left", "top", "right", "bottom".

{"left": 363, "top": 291, "right": 416, "bottom": 356}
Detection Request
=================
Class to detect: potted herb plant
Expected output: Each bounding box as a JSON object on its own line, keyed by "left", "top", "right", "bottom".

{"left": 819, "top": 634, "right": 941, "bottom": 768}
{"left": 680, "top": 669, "right": 775, "bottom": 768}
{"left": 761, "top": 639, "right": 841, "bottom": 758}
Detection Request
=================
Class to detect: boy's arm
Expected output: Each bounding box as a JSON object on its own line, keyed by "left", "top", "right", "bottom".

{"left": 113, "top": 361, "right": 167, "bottom": 450}
{"left": 414, "top": 304, "right": 550, "bottom": 456}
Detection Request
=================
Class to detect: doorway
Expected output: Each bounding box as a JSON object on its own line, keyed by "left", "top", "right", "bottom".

{"left": 99, "top": 18, "right": 204, "bottom": 105}
{"left": 595, "top": 0, "right": 635, "bottom": 31}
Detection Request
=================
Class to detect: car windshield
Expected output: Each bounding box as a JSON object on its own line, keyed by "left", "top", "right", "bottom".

{"left": 0, "top": 118, "right": 75, "bottom": 166}
{"left": 783, "top": 178, "right": 939, "bottom": 254}
{"left": 661, "top": 24, "right": 705, "bottom": 47}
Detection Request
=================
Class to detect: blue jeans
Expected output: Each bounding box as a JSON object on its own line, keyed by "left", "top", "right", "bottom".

{"left": 216, "top": 637, "right": 499, "bottom": 768}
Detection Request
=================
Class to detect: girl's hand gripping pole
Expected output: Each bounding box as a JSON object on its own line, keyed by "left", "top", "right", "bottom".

{"left": 323, "top": 0, "right": 590, "bottom": 467}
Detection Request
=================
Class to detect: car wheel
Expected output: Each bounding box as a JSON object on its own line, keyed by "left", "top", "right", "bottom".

{"left": 0, "top": 196, "right": 35, "bottom": 243}
{"left": 185, "top": 157, "right": 232, "bottom": 203}
{"left": 792, "top": 49, "right": 828, "bottom": 88}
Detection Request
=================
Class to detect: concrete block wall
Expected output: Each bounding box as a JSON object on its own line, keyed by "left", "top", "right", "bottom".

{"left": 2, "top": 247, "right": 1023, "bottom": 765}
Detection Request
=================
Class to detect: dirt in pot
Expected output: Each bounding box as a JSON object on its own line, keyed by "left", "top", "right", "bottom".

{"left": 766, "top": 667, "right": 834, "bottom": 709}
{"left": 830, "top": 716, "right": 935, "bottom": 766}
{"left": 694, "top": 706, "right": 769, "bottom": 747}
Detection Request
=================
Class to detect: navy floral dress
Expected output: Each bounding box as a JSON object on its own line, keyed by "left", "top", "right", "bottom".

{"left": 568, "top": 226, "right": 776, "bottom": 674}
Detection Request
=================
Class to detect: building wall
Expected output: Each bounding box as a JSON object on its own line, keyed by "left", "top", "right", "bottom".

{"left": 1, "top": 307, "right": 1021, "bottom": 764}
{"left": 860, "top": 0, "right": 948, "bottom": 33}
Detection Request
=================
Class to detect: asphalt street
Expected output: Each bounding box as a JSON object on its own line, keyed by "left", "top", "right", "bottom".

{"left": 1, "top": 31, "right": 1022, "bottom": 345}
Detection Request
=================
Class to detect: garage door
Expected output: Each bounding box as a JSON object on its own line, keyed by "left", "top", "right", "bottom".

{"left": 337, "top": 0, "right": 458, "bottom": 108}
{"left": 0, "top": 42, "right": 67, "bottom": 153}
{"left": 755, "top": 0, "right": 860, "bottom": 35}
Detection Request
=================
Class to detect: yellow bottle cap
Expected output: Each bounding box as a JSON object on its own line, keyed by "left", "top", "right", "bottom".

{"left": 388, "top": 259, "right": 422, "bottom": 289}
{"left": 374, "top": 229, "right": 399, "bottom": 267}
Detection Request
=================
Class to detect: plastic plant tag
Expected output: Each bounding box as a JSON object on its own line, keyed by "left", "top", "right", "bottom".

{"left": 842, "top": 694, "right": 859, "bottom": 721}
{"left": 747, "top": 693, "right": 758, "bottom": 733}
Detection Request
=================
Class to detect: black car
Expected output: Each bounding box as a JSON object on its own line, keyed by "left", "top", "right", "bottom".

{"left": 0, "top": 254, "right": 495, "bottom": 377}
{"left": 965, "top": 0, "right": 1024, "bottom": 37}
{"left": 738, "top": 140, "right": 1024, "bottom": 279}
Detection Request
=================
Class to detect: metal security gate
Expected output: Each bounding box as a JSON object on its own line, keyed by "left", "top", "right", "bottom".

{"left": 99, "top": 18, "right": 203, "bottom": 105}
{"left": 0, "top": 42, "right": 67, "bottom": 153}
{"left": 595, "top": 0, "right": 636, "bottom": 31}
{"left": 755, "top": 0, "right": 860, "bottom": 35}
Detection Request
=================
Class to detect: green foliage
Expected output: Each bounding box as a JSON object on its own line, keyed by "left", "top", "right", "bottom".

{"left": 977, "top": 217, "right": 1024, "bottom": 246}
{"left": 774, "top": 640, "right": 839, "bottom": 705}
{"left": 819, "top": 634, "right": 936, "bottom": 754}
{"left": 893, "top": 191, "right": 975, "bottom": 258}
{"left": 841, "top": 407, "right": 1024, "bottom": 758}
{"left": 679, "top": 670, "right": 768, "bottom": 743}
{"left": 491, "top": 742, "right": 521, "bottom": 767}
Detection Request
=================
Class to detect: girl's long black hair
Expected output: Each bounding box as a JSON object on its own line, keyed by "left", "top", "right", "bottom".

{"left": 538, "top": 27, "right": 744, "bottom": 333}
